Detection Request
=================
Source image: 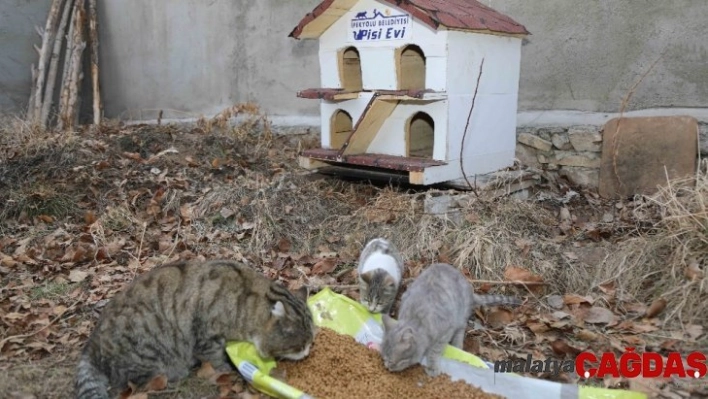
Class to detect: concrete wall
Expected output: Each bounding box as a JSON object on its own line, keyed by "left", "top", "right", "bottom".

{"left": 2, "top": 0, "right": 707, "bottom": 126}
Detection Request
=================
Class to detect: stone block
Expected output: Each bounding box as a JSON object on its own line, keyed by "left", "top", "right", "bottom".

{"left": 552, "top": 151, "right": 601, "bottom": 168}
{"left": 559, "top": 167, "right": 599, "bottom": 189}
{"left": 518, "top": 133, "right": 553, "bottom": 152}
{"left": 569, "top": 125, "right": 602, "bottom": 152}
{"left": 551, "top": 132, "right": 573, "bottom": 150}
{"left": 537, "top": 126, "right": 566, "bottom": 141}
{"left": 700, "top": 123, "right": 708, "bottom": 156}
{"left": 515, "top": 143, "right": 541, "bottom": 168}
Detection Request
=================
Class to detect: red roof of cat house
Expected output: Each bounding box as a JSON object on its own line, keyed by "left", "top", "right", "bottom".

{"left": 289, "top": 0, "right": 530, "bottom": 39}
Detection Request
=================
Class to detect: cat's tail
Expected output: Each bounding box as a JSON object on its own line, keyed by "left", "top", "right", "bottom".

{"left": 472, "top": 293, "right": 522, "bottom": 308}
{"left": 75, "top": 354, "right": 110, "bottom": 399}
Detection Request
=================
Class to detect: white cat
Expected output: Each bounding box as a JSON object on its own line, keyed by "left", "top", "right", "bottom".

{"left": 357, "top": 238, "right": 405, "bottom": 314}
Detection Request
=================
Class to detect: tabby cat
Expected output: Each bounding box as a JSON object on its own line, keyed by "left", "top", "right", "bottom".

{"left": 75, "top": 259, "right": 315, "bottom": 399}
{"left": 357, "top": 238, "right": 405, "bottom": 314}
{"left": 381, "top": 263, "right": 520, "bottom": 377}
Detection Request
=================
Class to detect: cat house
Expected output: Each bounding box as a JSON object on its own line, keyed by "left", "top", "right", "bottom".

{"left": 290, "top": 0, "right": 529, "bottom": 186}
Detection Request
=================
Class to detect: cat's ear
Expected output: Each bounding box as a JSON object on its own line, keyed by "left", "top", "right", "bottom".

{"left": 401, "top": 327, "right": 414, "bottom": 343}
{"left": 382, "top": 314, "right": 397, "bottom": 331}
{"left": 271, "top": 301, "right": 286, "bottom": 317}
{"left": 383, "top": 274, "right": 395, "bottom": 287}
{"left": 360, "top": 271, "right": 372, "bottom": 285}
{"left": 292, "top": 285, "right": 309, "bottom": 302}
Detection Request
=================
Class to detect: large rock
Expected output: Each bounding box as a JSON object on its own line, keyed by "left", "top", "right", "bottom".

{"left": 551, "top": 132, "right": 573, "bottom": 150}
{"left": 599, "top": 116, "right": 698, "bottom": 199}
{"left": 700, "top": 123, "right": 708, "bottom": 156}
{"left": 559, "top": 167, "right": 599, "bottom": 189}
{"left": 518, "top": 133, "right": 553, "bottom": 152}
{"left": 551, "top": 151, "right": 601, "bottom": 168}
{"left": 516, "top": 143, "right": 541, "bottom": 168}
{"left": 569, "top": 125, "right": 602, "bottom": 152}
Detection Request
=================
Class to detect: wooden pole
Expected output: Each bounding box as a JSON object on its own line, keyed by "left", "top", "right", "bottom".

{"left": 57, "top": 0, "right": 78, "bottom": 131}
{"left": 87, "top": 0, "right": 102, "bottom": 125}
{"left": 65, "top": 0, "right": 87, "bottom": 131}
{"left": 29, "top": 0, "right": 64, "bottom": 125}
{"left": 40, "top": 0, "right": 74, "bottom": 128}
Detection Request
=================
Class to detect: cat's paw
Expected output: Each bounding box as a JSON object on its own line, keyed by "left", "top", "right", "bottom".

{"left": 424, "top": 365, "right": 441, "bottom": 377}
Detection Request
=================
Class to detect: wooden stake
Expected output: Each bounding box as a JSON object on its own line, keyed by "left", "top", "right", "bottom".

{"left": 88, "top": 0, "right": 102, "bottom": 125}
{"left": 29, "top": 0, "right": 64, "bottom": 125}
{"left": 65, "top": 0, "right": 87, "bottom": 131}
{"left": 57, "top": 0, "right": 78, "bottom": 131}
{"left": 40, "top": 0, "right": 74, "bottom": 128}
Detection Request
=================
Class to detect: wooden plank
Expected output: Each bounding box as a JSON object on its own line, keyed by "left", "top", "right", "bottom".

{"left": 298, "top": 0, "right": 356, "bottom": 39}
{"left": 332, "top": 92, "right": 360, "bottom": 100}
{"left": 299, "top": 156, "right": 330, "bottom": 170}
{"left": 340, "top": 95, "right": 399, "bottom": 156}
{"left": 598, "top": 116, "right": 698, "bottom": 199}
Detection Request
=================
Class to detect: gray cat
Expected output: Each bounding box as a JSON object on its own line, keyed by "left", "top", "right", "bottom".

{"left": 357, "top": 238, "right": 405, "bottom": 314}
{"left": 75, "top": 259, "right": 315, "bottom": 399}
{"left": 381, "top": 263, "right": 520, "bottom": 377}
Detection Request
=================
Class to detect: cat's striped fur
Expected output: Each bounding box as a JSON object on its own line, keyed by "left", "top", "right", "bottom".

{"left": 75, "top": 259, "right": 315, "bottom": 399}
{"left": 357, "top": 238, "right": 405, "bottom": 314}
{"left": 382, "top": 263, "right": 520, "bottom": 377}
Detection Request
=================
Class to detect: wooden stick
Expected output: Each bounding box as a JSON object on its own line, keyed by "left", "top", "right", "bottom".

{"left": 30, "top": 0, "right": 64, "bottom": 125}
{"left": 66, "top": 0, "right": 87, "bottom": 130}
{"left": 57, "top": 0, "right": 78, "bottom": 131}
{"left": 27, "top": 63, "right": 39, "bottom": 121}
{"left": 40, "top": 0, "right": 74, "bottom": 128}
{"left": 88, "top": 0, "right": 102, "bottom": 125}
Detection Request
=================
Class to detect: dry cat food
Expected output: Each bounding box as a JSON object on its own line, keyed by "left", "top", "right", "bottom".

{"left": 276, "top": 327, "right": 504, "bottom": 399}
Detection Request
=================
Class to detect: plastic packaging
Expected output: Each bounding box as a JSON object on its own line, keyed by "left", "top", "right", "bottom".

{"left": 225, "top": 288, "right": 647, "bottom": 399}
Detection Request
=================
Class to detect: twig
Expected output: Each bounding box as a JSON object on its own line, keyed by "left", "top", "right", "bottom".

{"left": 0, "top": 297, "right": 82, "bottom": 351}
{"left": 460, "top": 58, "right": 485, "bottom": 196}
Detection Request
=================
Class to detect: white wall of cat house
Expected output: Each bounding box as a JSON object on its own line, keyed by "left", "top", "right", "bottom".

{"left": 445, "top": 31, "right": 523, "bottom": 177}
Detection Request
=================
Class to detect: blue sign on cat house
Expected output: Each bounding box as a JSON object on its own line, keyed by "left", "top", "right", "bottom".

{"left": 290, "top": 0, "right": 530, "bottom": 187}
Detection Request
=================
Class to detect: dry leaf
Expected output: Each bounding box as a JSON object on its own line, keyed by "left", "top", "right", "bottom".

{"left": 37, "top": 214, "right": 54, "bottom": 223}
{"left": 84, "top": 210, "right": 97, "bottom": 225}
{"left": 68, "top": 270, "right": 89, "bottom": 283}
{"left": 486, "top": 309, "right": 513, "bottom": 329}
{"left": 576, "top": 329, "right": 600, "bottom": 342}
{"left": 276, "top": 238, "right": 291, "bottom": 253}
{"left": 525, "top": 320, "right": 550, "bottom": 334}
{"left": 197, "top": 362, "right": 217, "bottom": 379}
{"left": 645, "top": 298, "right": 667, "bottom": 318}
{"left": 311, "top": 258, "right": 337, "bottom": 275}
{"left": 685, "top": 261, "right": 703, "bottom": 281}
{"left": 583, "top": 306, "right": 615, "bottom": 324}
{"left": 144, "top": 374, "right": 168, "bottom": 391}
{"left": 563, "top": 294, "right": 593, "bottom": 305}
{"left": 503, "top": 266, "right": 544, "bottom": 284}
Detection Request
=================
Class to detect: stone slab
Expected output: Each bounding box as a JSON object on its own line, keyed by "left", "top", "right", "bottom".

{"left": 598, "top": 116, "right": 698, "bottom": 199}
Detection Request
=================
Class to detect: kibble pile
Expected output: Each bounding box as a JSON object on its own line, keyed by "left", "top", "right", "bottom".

{"left": 276, "top": 327, "right": 505, "bottom": 399}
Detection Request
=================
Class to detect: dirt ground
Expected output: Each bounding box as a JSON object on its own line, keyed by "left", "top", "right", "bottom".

{"left": 0, "top": 109, "right": 706, "bottom": 398}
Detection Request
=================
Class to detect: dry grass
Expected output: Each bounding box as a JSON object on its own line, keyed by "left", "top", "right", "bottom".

{"left": 1, "top": 108, "right": 706, "bottom": 398}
